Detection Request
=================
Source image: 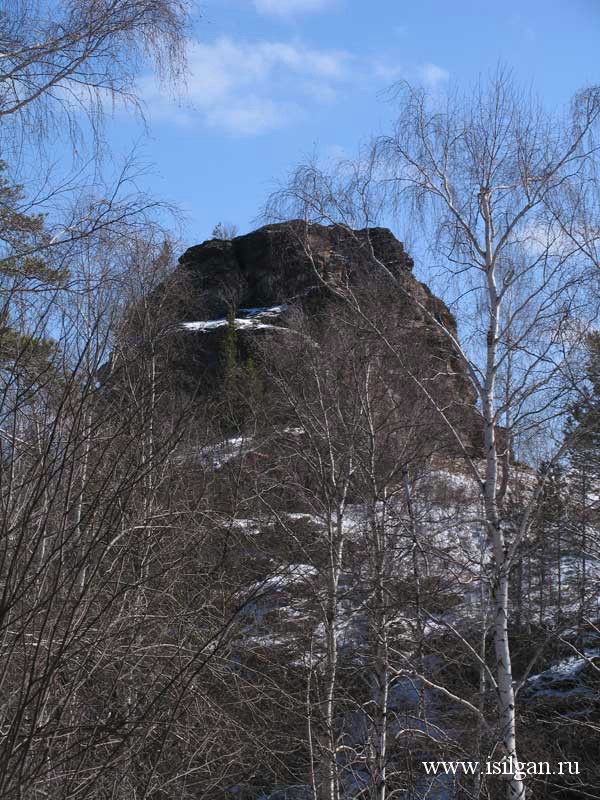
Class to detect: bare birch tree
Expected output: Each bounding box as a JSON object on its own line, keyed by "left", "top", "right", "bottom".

{"left": 0, "top": 0, "right": 190, "bottom": 151}
{"left": 266, "top": 70, "right": 600, "bottom": 799}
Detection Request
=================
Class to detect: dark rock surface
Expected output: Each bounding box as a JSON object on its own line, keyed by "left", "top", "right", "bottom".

{"left": 164, "top": 221, "right": 485, "bottom": 457}
{"left": 177, "top": 221, "right": 422, "bottom": 318}
{"left": 176, "top": 222, "right": 463, "bottom": 349}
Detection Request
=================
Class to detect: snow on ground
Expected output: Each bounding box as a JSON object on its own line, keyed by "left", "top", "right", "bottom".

{"left": 248, "top": 563, "right": 318, "bottom": 594}
{"left": 524, "top": 648, "right": 600, "bottom": 702}
{"left": 175, "top": 434, "right": 254, "bottom": 468}
{"left": 206, "top": 435, "right": 248, "bottom": 466}
{"left": 239, "top": 304, "right": 289, "bottom": 318}
{"left": 180, "top": 304, "right": 289, "bottom": 333}
{"left": 182, "top": 318, "right": 280, "bottom": 333}
{"left": 528, "top": 648, "right": 600, "bottom": 682}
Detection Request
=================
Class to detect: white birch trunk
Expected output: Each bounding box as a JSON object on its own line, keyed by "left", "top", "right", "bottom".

{"left": 320, "top": 507, "right": 344, "bottom": 800}
{"left": 482, "top": 200, "right": 525, "bottom": 800}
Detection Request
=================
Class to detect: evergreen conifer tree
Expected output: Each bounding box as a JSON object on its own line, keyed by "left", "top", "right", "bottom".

{"left": 565, "top": 333, "right": 600, "bottom": 627}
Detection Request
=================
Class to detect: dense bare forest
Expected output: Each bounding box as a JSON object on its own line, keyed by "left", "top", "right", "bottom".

{"left": 0, "top": 3, "right": 599, "bottom": 799}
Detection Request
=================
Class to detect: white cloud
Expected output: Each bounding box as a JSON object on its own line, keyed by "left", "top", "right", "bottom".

{"left": 520, "top": 220, "right": 575, "bottom": 259}
{"left": 140, "top": 34, "right": 449, "bottom": 137}
{"left": 373, "top": 62, "right": 404, "bottom": 82}
{"left": 142, "top": 36, "right": 352, "bottom": 135}
{"left": 418, "top": 62, "right": 450, "bottom": 88}
{"left": 253, "top": 0, "right": 335, "bottom": 18}
{"left": 371, "top": 60, "right": 449, "bottom": 89}
{"left": 205, "top": 96, "right": 297, "bottom": 136}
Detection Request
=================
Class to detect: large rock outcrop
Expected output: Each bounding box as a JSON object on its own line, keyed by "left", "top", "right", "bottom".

{"left": 178, "top": 222, "right": 416, "bottom": 317}
{"left": 176, "top": 221, "right": 453, "bottom": 327}
{"left": 161, "top": 221, "right": 483, "bottom": 457}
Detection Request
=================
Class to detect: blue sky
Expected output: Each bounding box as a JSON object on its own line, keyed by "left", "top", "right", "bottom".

{"left": 106, "top": 0, "right": 600, "bottom": 247}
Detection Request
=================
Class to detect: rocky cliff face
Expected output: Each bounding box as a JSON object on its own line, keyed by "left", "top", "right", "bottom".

{"left": 178, "top": 222, "right": 412, "bottom": 311}
{"left": 166, "top": 221, "right": 482, "bottom": 457}
{"left": 177, "top": 221, "right": 448, "bottom": 325}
